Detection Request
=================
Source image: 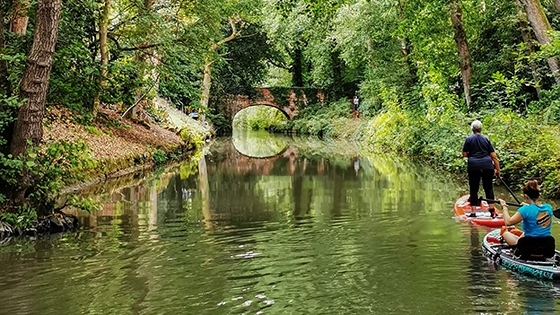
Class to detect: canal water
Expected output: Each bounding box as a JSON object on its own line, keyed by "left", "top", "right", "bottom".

{"left": 1, "top": 131, "right": 560, "bottom": 315}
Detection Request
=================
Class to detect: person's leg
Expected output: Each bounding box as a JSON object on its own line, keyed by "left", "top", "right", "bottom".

{"left": 481, "top": 169, "right": 496, "bottom": 217}
{"left": 502, "top": 231, "right": 520, "bottom": 246}
{"left": 468, "top": 169, "right": 482, "bottom": 216}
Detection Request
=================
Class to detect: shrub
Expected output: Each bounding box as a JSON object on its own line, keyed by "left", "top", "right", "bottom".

{"left": 152, "top": 148, "right": 167, "bottom": 165}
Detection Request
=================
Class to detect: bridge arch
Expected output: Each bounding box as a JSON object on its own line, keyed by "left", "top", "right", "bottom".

{"left": 236, "top": 101, "right": 291, "bottom": 120}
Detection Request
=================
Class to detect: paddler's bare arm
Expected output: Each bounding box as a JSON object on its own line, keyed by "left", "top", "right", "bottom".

{"left": 490, "top": 152, "right": 500, "bottom": 177}
{"left": 499, "top": 199, "right": 522, "bottom": 226}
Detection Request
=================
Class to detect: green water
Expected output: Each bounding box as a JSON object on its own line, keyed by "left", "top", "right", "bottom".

{"left": 1, "top": 131, "right": 560, "bottom": 314}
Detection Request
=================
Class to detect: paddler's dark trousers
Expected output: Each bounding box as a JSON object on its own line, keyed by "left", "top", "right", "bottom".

{"left": 468, "top": 169, "right": 495, "bottom": 207}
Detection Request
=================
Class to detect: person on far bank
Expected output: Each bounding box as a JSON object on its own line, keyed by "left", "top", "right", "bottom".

{"left": 498, "top": 180, "right": 554, "bottom": 260}
{"left": 461, "top": 120, "right": 500, "bottom": 217}
{"left": 352, "top": 91, "right": 360, "bottom": 118}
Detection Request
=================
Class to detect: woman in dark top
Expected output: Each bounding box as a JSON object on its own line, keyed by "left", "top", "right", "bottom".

{"left": 461, "top": 120, "right": 500, "bottom": 217}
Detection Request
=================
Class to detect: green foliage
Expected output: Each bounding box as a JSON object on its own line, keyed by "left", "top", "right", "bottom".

{"left": 144, "top": 103, "right": 167, "bottom": 123}
{"left": 46, "top": 0, "right": 100, "bottom": 110}
{"left": 268, "top": 98, "right": 362, "bottom": 138}
{"left": 179, "top": 154, "right": 202, "bottom": 180}
{"left": 27, "top": 141, "right": 97, "bottom": 215}
{"left": 66, "top": 195, "right": 101, "bottom": 213}
{"left": 0, "top": 95, "right": 24, "bottom": 204}
{"left": 212, "top": 23, "right": 276, "bottom": 96}
{"left": 179, "top": 125, "right": 205, "bottom": 148}
{"left": 152, "top": 148, "right": 168, "bottom": 165}
{"left": 234, "top": 106, "right": 287, "bottom": 130}
{"left": 359, "top": 103, "right": 560, "bottom": 198}
{"left": 49, "top": 43, "right": 100, "bottom": 110}
{"left": 0, "top": 205, "right": 37, "bottom": 229}
{"left": 4, "top": 0, "right": 560, "bottom": 219}
{"left": 102, "top": 57, "right": 146, "bottom": 107}
{"left": 527, "top": 84, "right": 560, "bottom": 124}
{"left": 0, "top": 137, "right": 98, "bottom": 223}
{"left": 85, "top": 125, "right": 101, "bottom": 136}
{"left": 207, "top": 111, "right": 232, "bottom": 135}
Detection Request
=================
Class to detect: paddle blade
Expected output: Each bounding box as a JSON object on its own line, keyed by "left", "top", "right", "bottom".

{"left": 554, "top": 209, "right": 560, "bottom": 219}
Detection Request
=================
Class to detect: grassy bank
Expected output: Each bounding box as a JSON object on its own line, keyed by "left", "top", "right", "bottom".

{"left": 254, "top": 98, "right": 560, "bottom": 198}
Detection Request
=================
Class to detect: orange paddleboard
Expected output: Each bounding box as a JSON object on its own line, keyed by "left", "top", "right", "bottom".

{"left": 454, "top": 194, "right": 504, "bottom": 227}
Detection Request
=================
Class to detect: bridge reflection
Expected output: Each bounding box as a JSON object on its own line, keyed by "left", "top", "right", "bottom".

{"left": 232, "top": 129, "right": 288, "bottom": 158}
{"left": 208, "top": 138, "right": 333, "bottom": 176}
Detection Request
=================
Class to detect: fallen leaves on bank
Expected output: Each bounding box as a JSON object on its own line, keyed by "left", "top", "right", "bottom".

{"left": 43, "top": 105, "right": 186, "bottom": 160}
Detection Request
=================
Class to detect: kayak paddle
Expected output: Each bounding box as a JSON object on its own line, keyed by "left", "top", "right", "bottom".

{"left": 480, "top": 198, "right": 520, "bottom": 207}
{"left": 497, "top": 175, "right": 521, "bottom": 204}
{"left": 481, "top": 198, "right": 560, "bottom": 219}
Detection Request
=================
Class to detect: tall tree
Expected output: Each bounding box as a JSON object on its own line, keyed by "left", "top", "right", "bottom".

{"left": 518, "top": 0, "right": 560, "bottom": 84}
{"left": 201, "top": 17, "right": 244, "bottom": 112}
{"left": 10, "top": 0, "right": 62, "bottom": 203}
{"left": 517, "top": 3, "right": 542, "bottom": 96}
{"left": 450, "top": 0, "right": 473, "bottom": 106}
{"left": 93, "top": 0, "right": 112, "bottom": 119}
{"left": 10, "top": 0, "right": 29, "bottom": 34}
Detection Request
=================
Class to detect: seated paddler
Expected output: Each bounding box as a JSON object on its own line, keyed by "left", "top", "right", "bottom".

{"left": 498, "top": 180, "right": 555, "bottom": 261}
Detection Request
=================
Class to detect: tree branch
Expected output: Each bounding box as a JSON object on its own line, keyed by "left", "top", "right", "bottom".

{"left": 211, "top": 17, "right": 244, "bottom": 51}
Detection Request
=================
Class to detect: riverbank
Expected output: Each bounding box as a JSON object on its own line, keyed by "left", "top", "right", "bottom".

{"left": 263, "top": 101, "right": 560, "bottom": 198}
{"left": 0, "top": 99, "right": 212, "bottom": 237}
{"left": 45, "top": 101, "right": 212, "bottom": 190}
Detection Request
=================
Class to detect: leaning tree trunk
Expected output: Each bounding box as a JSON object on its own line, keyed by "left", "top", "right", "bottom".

{"left": 10, "top": 0, "right": 30, "bottom": 34}
{"left": 517, "top": 4, "right": 541, "bottom": 96}
{"left": 450, "top": 0, "right": 473, "bottom": 106}
{"left": 199, "top": 18, "right": 242, "bottom": 120}
{"left": 10, "top": 0, "right": 61, "bottom": 204}
{"left": 518, "top": 0, "right": 560, "bottom": 84}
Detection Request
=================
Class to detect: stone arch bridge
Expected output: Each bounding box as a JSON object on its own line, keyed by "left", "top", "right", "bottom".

{"left": 220, "top": 87, "right": 326, "bottom": 120}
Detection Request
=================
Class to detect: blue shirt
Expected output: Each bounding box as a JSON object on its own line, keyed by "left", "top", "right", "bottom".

{"left": 519, "top": 203, "right": 553, "bottom": 237}
{"left": 462, "top": 134, "right": 495, "bottom": 171}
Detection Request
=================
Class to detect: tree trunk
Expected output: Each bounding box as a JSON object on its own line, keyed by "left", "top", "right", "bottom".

{"left": 553, "top": 0, "right": 560, "bottom": 12}
{"left": 450, "top": 0, "right": 473, "bottom": 106}
{"left": 292, "top": 46, "right": 303, "bottom": 87}
{"left": 10, "top": 0, "right": 61, "bottom": 203}
{"left": 200, "top": 60, "right": 212, "bottom": 121}
{"left": 330, "top": 49, "right": 343, "bottom": 97}
{"left": 0, "top": 8, "right": 11, "bottom": 95}
{"left": 199, "top": 18, "right": 243, "bottom": 119}
{"left": 10, "top": 0, "right": 30, "bottom": 34}
{"left": 93, "top": 0, "right": 111, "bottom": 119}
{"left": 518, "top": 0, "right": 560, "bottom": 84}
{"left": 127, "top": 0, "right": 154, "bottom": 120}
{"left": 517, "top": 4, "right": 541, "bottom": 96}
{"left": 397, "top": 0, "right": 409, "bottom": 58}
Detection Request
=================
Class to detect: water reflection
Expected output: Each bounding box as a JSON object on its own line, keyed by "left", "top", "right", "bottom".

{"left": 2, "top": 132, "right": 560, "bottom": 314}
{"left": 232, "top": 129, "right": 288, "bottom": 158}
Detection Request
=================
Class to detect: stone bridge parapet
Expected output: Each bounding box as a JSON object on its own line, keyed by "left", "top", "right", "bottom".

{"left": 222, "top": 87, "right": 325, "bottom": 120}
